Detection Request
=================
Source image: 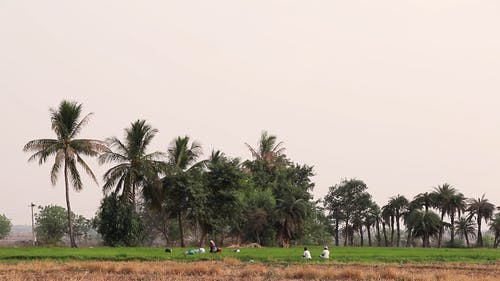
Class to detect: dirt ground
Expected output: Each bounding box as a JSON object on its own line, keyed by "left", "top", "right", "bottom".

{"left": 0, "top": 260, "right": 499, "bottom": 281}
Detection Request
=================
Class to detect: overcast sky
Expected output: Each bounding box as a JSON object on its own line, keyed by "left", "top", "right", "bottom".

{"left": 1, "top": 1, "right": 499, "bottom": 225}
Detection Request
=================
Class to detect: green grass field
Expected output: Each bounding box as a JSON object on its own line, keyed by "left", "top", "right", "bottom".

{"left": 0, "top": 246, "right": 499, "bottom": 264}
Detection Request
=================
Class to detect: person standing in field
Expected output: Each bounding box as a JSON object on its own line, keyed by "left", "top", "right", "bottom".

{"left": 303, "top": 247, "right": 312, "bottom": 259}
{"left": 320, "top": 246, "right": 329, "bottom": 259}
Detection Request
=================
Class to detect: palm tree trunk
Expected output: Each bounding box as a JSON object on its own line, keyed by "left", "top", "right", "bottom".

{"left": 450, "top": 212, "right": 455, "bottom": 245}
{"left": 465, "top": 233, "right": 470, "bottom": 248}
{"left": 335, "top": 218, "right": 340, "bottom": 246}
{"left": 359, "top": 226, "right": 364, "bottom": 246}
{"left": 344, "top": 219, "right": 349, "bottom": 246}
{"left": 367, "top": 224, "right": 372, "bottom": 246}
{"left": 438, "top": 212, "right": 444, "bottom": 248}
{"left": 375, "top": 219, "right": 381, "bottom": 247}
{"left": 178, "top": 212, "right": 185, "bottom": 247}
{"left": 390, "top": 216, "right": 394, "bottom": 246}
{"left": 382, "top": 222, "right": 388, "bottom": 247}
{"left": 132, "top": 183, "right": 136, "bottom": 209}
{"left": 64, "top": 159, "right": 77, "bottom": 248}
{"left": 477, "top": 216, "right": 482, "bottom": 247}
{"left": 396, "top": 212, "right": 401, "bottom": 247}
{"left": 406, "top": 226, "right": 412, "bottom": 247}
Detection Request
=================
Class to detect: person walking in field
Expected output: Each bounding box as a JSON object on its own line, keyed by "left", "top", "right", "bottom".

{"left": 320, "top": 246, "right": 329, "bottom": 259}
{"left": 303, "top": 247, "right": 312, "bottom": 259}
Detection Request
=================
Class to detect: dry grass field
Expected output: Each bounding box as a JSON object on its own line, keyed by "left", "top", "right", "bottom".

{"left": 0, "top": 259, "right": 499, "bottom": 281}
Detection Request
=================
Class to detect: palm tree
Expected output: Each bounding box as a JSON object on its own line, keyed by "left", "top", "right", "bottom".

{"left": 387, "top": 195, "right": 409, "bottom": 247}
{"left": 381, "top": 204, "right": 393, "bottom": 246}
{"left": 23, "top": 100, "right": 108, "bottom": 247}
{"left": 467, "top": 195, "right": 495, "bottom": 247}
{"left": 245, "top": 131, "right": 286, "bottom": 166}
{"left": 454, "top": 217, "right": 476, "bottom": 248}
{"left": 413, "top": 192, "right": 434, "bottom": 212}
{"left": 489, "top": 213, "right": 500, "bottom": 248}
{"left": 431, "top": 183, "right": 456, "bottom": 247}
{"left": 408, "top": 210, "right": 441, "bottom": 247}
{"left": 274, "top": 196, "right": 308, "bottom": 248}
{"left": 403, "top": 199, "right": 422, "bottom": 247}
{"left": 163, "top": 136, "right": 204, "bottom": 247}
{"left": 447, "top": 193, "right": 467, "bottom": 245}
{"left": 99, "top": 120, "right": 165, "bottom": 208}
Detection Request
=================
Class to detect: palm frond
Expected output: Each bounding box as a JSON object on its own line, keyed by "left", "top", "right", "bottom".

{"left": 76, "top": 154, "right": 98, "bottom": 185}
{"left": 68, "top": 159, "right": 83, "bottom": 191}
{"left": 70, "top": 112, "right": 93, "bottom": 139}
{"left": 50, "top": 150, "right": 65, "bottom": 185}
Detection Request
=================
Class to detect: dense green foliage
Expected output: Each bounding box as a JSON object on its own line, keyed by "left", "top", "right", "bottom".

{"left": 0, "top": 214, "right": 12, "bottom": 239}
{"left": 94, "top": 194, "right": 144, "bottom": 246}
{"left": 35, "top": 205, "right": 90, "bottom": 245}
{"left": 0, "top": 247, "right": 498, "bottom": 264}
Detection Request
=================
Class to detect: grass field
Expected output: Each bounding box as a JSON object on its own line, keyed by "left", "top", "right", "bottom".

{"left": 1, "top": 247, "right": 499, "bottom": 280}
{"left": 0, "top": 246, "right": 499, "bottom": 264}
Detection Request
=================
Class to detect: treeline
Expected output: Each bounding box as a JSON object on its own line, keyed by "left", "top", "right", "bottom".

{"left": 22, "top": 100, "right": 500, "bottom": 248}
{"left": 324, "top": 180, "right": 500, "bottom": 248}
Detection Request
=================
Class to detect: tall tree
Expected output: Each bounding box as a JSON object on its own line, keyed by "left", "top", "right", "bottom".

{"left": 454, "top": 217, "right": 476, "bottom": 248}
{"left": 381, "top": 204, "right": 395, "bottom": 246}
{"left": 324, "top": 179, "right": 371, "bottom": 247}
{"left": 387, "top": 195, "right": 409, "bottom": 247}
{"left": 198, "top": 150, "right": 243, "bottom": 246}
{"left": 407, "top": 210, "right": 441, "bottom": 248}
{"left": 23, "top": 100, "right": 107, "bottom": 247}
{"left": 99, "top": 120, "right": 165, "bottom": 207}
{"left": 448, "top": 192, "right": 467, "bottom": 245}
{"left": 431, "top": 183, "right": 456, "bottom": 247}
{"left": 489, "top": 213, "right": 500, "bottom": 248}
{"left": 274, "top": 196, "right": 308, "bottom": 247}
{"left": 162, "top": 136, "right": 204, "bottom": 247}
{"left": 467, "top": 195, "right": 495, "bottom": 247}
{"left": 0, "top": 214, "right": 12, "bottom": 239}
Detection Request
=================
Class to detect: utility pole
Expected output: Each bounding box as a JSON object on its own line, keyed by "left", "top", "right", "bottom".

{"left": 29, "top": 203, "right": 36, "bottom": 246}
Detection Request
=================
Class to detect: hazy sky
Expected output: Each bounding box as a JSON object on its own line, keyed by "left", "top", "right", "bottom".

{"left": 1, "top": 1, "right": 499, "bottom": 225}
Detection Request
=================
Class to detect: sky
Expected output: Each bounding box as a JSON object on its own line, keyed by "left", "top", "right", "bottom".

{"left": 1, "top": 1, "right": 499, "bottom": 225}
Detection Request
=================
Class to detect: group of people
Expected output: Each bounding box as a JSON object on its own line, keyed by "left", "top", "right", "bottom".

{"left": 303, "top": 246, "right": 329, "bottom": 259}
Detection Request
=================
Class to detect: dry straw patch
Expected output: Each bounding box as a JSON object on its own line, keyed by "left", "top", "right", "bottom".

{"left": 1, "top": 261, "right": 500, "bottom": 281}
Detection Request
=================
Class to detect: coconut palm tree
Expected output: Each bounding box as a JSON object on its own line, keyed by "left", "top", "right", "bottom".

{"left": 23, "top": 100, "right": 108, "bottom": 247}
{"left": 245, "top": 131, "right": 286, "bottom": 166}
{"left": 454, "top": 217, "right": 476, "bottom": 248}
{"left": 99, "top": 120, "right": 165, "bottom": 208}
{"left": 467, "top": 195, "right": 495, "bottom": 247}
{"left": 162, "top": 136, "right": 204, "bottom": 247}
{"left": 387, "top": 195, "right": 409, "bottom": 247}
{"left": 489, "top": 213, "right": 500, "bottom": 248}
{"left": 408, "top": 210, "right": 441, "bottom": 247}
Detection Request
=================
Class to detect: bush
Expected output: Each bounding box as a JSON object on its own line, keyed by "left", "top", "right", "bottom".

{"left": 35, "top": 205, "right": 91, "bottom": 245}
{"left": 94, "top": 194, "right": 144, "bottom": 246}
{"left": 0, "top": 214, "right": 12, "bottom": 239}
{"left": 444, "top": 239, "right": 466, "bottom": 248}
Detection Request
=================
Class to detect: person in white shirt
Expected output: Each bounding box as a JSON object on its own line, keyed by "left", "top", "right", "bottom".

{"left": 320, "top": 246, "right": 330, "bottom": 259}
{"left": 303, "top": 247, "right": 312, "bottom": 259}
